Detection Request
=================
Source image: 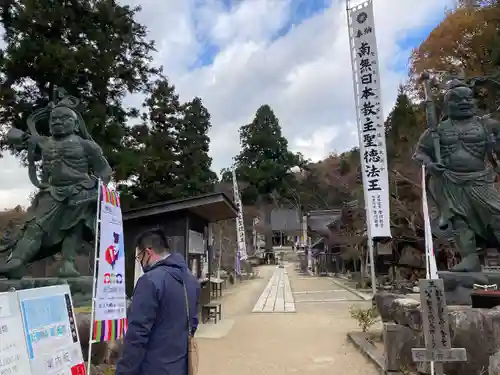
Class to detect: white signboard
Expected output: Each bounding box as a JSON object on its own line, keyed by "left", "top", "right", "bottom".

{"left": 232, "top": 168, "right": 248, "bottom": 260}
{"left": 95, "top": 184, "right": 127, "bottom": 322}
{"left": 17, "top": 285, "right": 86, "bottom": 375}
{"left": 0, "top": 292, "right": 32, "bottom": 375}
{"left": 188, "top": 230, "right": 205, "bottom": 255}
{"left": 348, "top": 0, "right": 391, "bottom": 238}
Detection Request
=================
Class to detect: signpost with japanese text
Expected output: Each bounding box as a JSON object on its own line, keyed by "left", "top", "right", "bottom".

{"left": 411, "top": 279, "right": 467, "bottom": 374}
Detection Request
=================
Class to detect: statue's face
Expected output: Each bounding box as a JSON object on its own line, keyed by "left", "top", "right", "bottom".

{"left": 445, "top": 86, "right": 476, "bottom": 119}
{"left": 49, "top": 107, "right": 77, "bottom": 137}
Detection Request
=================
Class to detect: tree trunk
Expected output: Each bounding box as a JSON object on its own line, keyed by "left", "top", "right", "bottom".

{"left": 263, "top": 202, "right": 273, "bottom": 251}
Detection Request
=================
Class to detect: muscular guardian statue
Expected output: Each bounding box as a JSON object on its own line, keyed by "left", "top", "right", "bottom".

{"left": 414, "top": 77, "right": 500, "bottom": 273}
{"left": 0, "top": 88, "right": 112, "bottom": 278}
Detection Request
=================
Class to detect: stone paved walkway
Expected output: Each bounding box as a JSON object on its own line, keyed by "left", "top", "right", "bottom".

{"left": 251, "top": 266, "right": 295, "bottom": 313}
{"left": 196, "top": 264, "right": 380, "bottom": 375}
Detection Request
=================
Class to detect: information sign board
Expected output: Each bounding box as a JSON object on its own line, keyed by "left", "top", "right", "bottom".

{"left": 17, "top": 285, "right": 86, "bottom": 375}
{"left": 0, "top": 291, "right": 32, "bottom": 375}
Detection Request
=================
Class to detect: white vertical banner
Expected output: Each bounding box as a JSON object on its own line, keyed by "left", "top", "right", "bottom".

{"left": 88, "top": 181, "right": 127, "bottom": 374}
{"left": 94, "top": 184, "right": 127, "bottom": 323}
{"left": 232, "top": 167, "right": 248, "bottom": 260}
{"left": 302, "top": 214, "right": 308, "bottom": 247}
{"left": 347, "top": 0, "right": 391, "bottom": 238}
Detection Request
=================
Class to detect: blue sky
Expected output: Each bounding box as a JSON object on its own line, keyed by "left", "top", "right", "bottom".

{"left": 194, "top": 0, "right": 333, "bottom": 68}
{"left": 194, "top": 0, "right": 445, "bottom": 73}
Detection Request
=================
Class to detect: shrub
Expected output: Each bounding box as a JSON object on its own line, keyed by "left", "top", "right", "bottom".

{"left": 349, "top": 305, "right": 379, "bottom": 332}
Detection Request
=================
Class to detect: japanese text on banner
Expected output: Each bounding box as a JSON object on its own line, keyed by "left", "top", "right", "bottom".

{"left": 232, "top": 168, "right": 248, "bottom": 260}
{"left": 349, "top": 0, "right": 391, "bottom": 237}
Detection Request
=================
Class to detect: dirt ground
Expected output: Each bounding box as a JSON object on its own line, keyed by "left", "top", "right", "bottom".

{"left": 196, "top": 264, "right": 380, "bottom": 375}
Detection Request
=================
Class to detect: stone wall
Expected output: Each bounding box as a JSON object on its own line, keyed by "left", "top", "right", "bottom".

{"left": 373, "top": 291, "right": 500, "bottom": 375}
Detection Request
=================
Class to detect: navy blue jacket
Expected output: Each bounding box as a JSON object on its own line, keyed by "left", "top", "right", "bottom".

{"left": 115, "top": 253, "right": 200, "bottom": 375}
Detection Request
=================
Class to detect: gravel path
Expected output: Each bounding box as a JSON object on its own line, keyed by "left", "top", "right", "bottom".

{"left": 196, "top": 264, "right": 380, "bottom": 375}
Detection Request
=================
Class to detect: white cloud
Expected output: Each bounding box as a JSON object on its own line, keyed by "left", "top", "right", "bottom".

{"left": 0, "top": 0, "right": 453, "bottom": 208}
{"left": 0, "top": 153, "right": 34, "bottom": 209}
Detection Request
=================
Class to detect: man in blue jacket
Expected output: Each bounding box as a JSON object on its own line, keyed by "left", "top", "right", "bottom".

{"left": 116, "top": 229, "right": 200, "bottom": 375}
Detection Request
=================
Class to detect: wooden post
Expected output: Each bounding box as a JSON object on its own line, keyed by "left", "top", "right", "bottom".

{"left": 411, "top": 279, "right": 467, "bottom": 374}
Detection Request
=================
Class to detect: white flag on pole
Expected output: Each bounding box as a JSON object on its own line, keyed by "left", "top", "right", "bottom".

{"left": 232, "top": 167, "right": 248, "bottom": 260}
{"left": 421, "top": 165, "right": 439, "bottom": 279}
{"left": 347, "top": 0, "right": 391, "bottom": 238}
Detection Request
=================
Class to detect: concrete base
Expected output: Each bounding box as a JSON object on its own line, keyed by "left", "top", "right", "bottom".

{"left": 347, "top": 331, "right": 386, "bottom": 375}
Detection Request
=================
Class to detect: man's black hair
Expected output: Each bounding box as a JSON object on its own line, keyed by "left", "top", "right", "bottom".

{"left": 135, "top": 229, "right": 170, "bottom": 254}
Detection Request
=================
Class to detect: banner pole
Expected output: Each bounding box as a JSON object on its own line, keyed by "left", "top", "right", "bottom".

{"left": 217, "top": 227, "right": 223, "bottom": 280}
{"left": 87, "top": 179, "right": 102, "bottom": 375}
{"left": 421, "top": 164, "right": 438, "bottom": 375}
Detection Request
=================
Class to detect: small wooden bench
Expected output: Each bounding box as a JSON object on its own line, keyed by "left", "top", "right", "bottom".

{"left": 201, "top": 302, "right": 222, "bottom": 324}
{"left": 210, "top": 278, "right": 224, "bottom": 299}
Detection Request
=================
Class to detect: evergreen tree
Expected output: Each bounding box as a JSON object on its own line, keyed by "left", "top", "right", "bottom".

{"left": 229, "top": 104, "right": 303, "bottom": 249}
{"left": 0, "top": 0, "right": 160, "bottom": 179}
{"left": 119, "top": 78, "right": 180, "bottom": 208}
{"left": 234, "top": 105, "right": 302, "bottom": 202}
{"left": 385, "top": 86, "right": 418, "bottom": 163}
{"left": 174, "top": 97, "right": 217, "bottom": 198}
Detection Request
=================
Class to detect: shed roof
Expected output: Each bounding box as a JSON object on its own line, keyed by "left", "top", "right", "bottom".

{"left": 123, "top": 192, "right": 238, "bottom": 222}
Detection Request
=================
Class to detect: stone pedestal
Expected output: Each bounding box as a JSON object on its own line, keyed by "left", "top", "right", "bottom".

{"left": 439, "top": 271, "right": 500, "bottom": 305}
{"left": 489, "top": 351, "right": 500, "bottom": 375}
{"left": 383, "top": 322, "right": 420, "bottom": 373}
{"left": 471, "top": 290, "right": 500, "bottom": 308}
{"left": 373, "top": 291, "right": 500, "bottom": 375}
{"left": 0, "top": 276, "right": 93, "bottom": 307}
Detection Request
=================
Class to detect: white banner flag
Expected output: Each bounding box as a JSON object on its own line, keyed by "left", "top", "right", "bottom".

{"left": 232, "top": 168, "right": 248, "bottom": 260}
{"left": 348, "top": 0, "right": 391, "bottom": 238}
{"left": 94, "top": 183, "right": 127, "bottom": 327}
{"left": 421, "top": 166, "right": 439, "bottom": 279}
